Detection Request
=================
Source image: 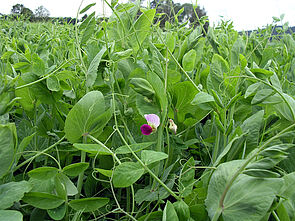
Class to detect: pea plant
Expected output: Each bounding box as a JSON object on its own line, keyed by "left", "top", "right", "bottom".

{"left": 1, "top": 1, "right": 295, "bottom": 220}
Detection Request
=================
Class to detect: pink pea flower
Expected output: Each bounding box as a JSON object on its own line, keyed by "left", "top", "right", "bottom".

{"left": 140, "top": 114, "right": 160, "bottom": 135}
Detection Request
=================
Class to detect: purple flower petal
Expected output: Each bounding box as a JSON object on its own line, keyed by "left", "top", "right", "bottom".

{"left": 141, "top": 124, "right": 153, "bottom": 135}
{"left": 144, "top": 114, "right": 160, "bottom": 128}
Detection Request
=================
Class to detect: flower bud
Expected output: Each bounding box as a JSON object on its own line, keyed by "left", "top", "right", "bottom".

{"left": 168, "top": 119, "right": 177, "bottom": 134}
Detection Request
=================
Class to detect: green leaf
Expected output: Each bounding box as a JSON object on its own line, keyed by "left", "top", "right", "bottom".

{"left": 46, "top": 75, "right": 60, "bottom": 92}
{"left": 130, "top": 78, "right": 155, "bottom": 98}
{"left": 64, "top": 91, "right": 111, "bottom": 143}
{"left": 173, "top": 201, "right": 190, "bottom": 221}
{"left": 32, "top": 54, "right": 45, "bottom": 76}
{"left": 241, "top": 110, "right": 264, "bottom": 154}
{"left": 147, "top": 71, "right": 167, "bottom": 111}
{"left": 80, "top": 3, "right": 96, "bottom": 14}
{"left": 0, "top": 210, "right": 23, "bottom": 221}
{"left": 0, "top": 181, "right": 32, "bottom": 210}
{"left": 274, "top": 93, "right": 295, "bottom": 122}
{"left": 130, "top": 9, "right": 156, "bottom": 52}
{"left": 182, "top": 49, "right": 197, "bottom": 72}
{"left": 205, "top": 160, "right": 283, "bottom": 221}
{"left": 207, "top": 54, "right": 229, "bottom": 94}
{"left": 56, "top": 173, "right": 78, "bottom": 196}
{"left": 211, "top": 89, "right": 224, "bottom": 108}
{"left": 13, "top": 61, "right": 31, "bottom": 70}
{"left": 276, "top": 203, "right": 290, "bottom": 221}
{"left": 251, "top": 89, "right": 274, "bottom": 105}
{"left": 28, "top": 167, "right": 59, "bottom": 180}
{"left": 244, "top": 82, "right": 261, "bottom": 98}
{"left": 138, "top": 211, "right": 163, "bottom": 221}
{"left": 94, "top": 168, "right": 112, "bottom": 177}
{"left": 250, "top": 68, "right": 273, "bottom": 79}
{"left": 231, "top": 38, "right": 245, "bottom": 66}
{"left": 79, "top": 12, "right": 95, "bottom": 30}
{"left": 113, "top": 162, "right": 144, "bottom": 188}
{"left": 62, "top": 163, "right": 89, "bottom": 177}
{"left": 279, "top": 172, "right": 295, "bottom": 199}
{"left": 81, "top": 16, "right": 96, "bottom": 44}
{"left": 167, "top": 69, "right": 181, "bottom": 85}
{"left": 166, "top": 32, "right": 176, "bottom": 53}
{"left": 136, "top": 94, "right": 160, "bottom": 117}
{"left": 163, "top": 201, "right": 179, "bottom": 221}
{"left": 260, "top": 144, "right": 292, "bottom": 157}
{"left": 17, "top": 133, "right": 35, "bottom": 162}
{"left": 69, "top": 197, "right": 109, "bottom": 212}
{"left": 239, "top": 54, "right": 247, "bottom": 70}
{"left": 111, "top": 49, "right": 133, "bottom": 61}
{"left": 191, "top": 91, "right": 215, "bottom": 105}
{"left": 171, "top": 81, "right": 199, "bottom": 122}
{"left": 15, "top": 74, "right": 37, "bottom": 112}
{"left": 47, "top": 203, "right": 66, "bottom": 220}
{"left": 141, "top": 150, "right": 168, "bottom": 165}
{"left": 86, "top": 47, "right": 106, "bottom": 87}
{"left": 115, "top": 142, "right": 155, "bottom": 154}
{"left": 0, "top": 124, "right": 16, "bottom": 179}
{"left": 179, "top": 157, "right": 195, "bottom": 197}
{"left": 22, "top": 192, "right": 65, "bottom": 210}
{"left": 73, "top": 143, "right": 112, "bottom": 155}
{"left": 243, "top": 169, "right": 280, "bottom": 178}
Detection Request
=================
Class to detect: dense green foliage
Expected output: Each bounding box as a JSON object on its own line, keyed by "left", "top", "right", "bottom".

{"left": 1, "top": 1, "right": 295, "bottom": 221}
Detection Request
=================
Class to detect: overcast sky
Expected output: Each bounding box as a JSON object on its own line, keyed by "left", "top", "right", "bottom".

{"left": 1, "top": 0, "right": 295, "bottom": 31}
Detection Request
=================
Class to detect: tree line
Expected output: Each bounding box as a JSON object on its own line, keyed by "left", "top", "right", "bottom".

{"left": 2, "top": 1, "right": 208, "bottom": 29}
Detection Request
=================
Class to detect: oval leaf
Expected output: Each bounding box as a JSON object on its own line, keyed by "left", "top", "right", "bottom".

{"left": 0, "top": 181, "right": 32, "bottom": 210}
{"left": 69, "top": 197, "right": 109, "bottom": 212}
{"left": 63, "top": 163, "right": 89, "bottom": 177}
{"left": 182, "top": 49, "right": 197, "bottom": 72}
{"left": 47, "top": 203, "right": 66, "bottom": 220}
{"left": 73, "top": 143, "right": 112, "bottom": 155}
{"left": 0, "top": 210, "right": 23, "bottom": 221}
{"left": 22, "top": 192, "right": 65, "bottom": 210}
{"left": 141, "top": 150, "right": 168, "bottom": 165}
{"left": 64, "top": 91, "right": 109, "bottom": 143}
{"left": 28, "top": 167, "right": 59, "bottom": 180}
{"left": 113, "top": 162, "right": 144, "bottom": 188}
{"left": 80, "top": 3, "right": 96, "bottom": 14}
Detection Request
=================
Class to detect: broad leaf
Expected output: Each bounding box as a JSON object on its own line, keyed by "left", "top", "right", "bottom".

{"left": 64, "top": 91, "right": 111, "bottom": 143}
{"left": 173, "top": 201, "right": 190, "bottom": 221}
{"left": 141, "top": 150, "right": 168, "bottom": 165}
{"left": 62, "top": 163, "right": 89, "bottom": 177}
{"left": 69, "top": 197, "right": 109, "bottom": 212}
{"left": 22, "top": 192, "right": 65, "bottom": 210}
{"left": 80, "top": 3, "right": 96, "bottom": 14}
{"left": 130, "top": 9, "right": 156, "bottom": 52}
{"left": 0, "top": 124, "right": 16, "bottom": 179}
{"left": 0, "top": 210, "right": 23, "bottom": 221}
{"left": 86, "top": 47, "right": 106, "bottom": 87}
{"left": 113, "top": 162, "right": 144, "bottom": 188}
{"left": 0, "top": 181, "right": 32, "bottom": 210}
{"left": 163, "top": 201, "right": 179, "bottom": 221}
{"left": 28, "top": 167, "right": 59, "bottom": 180}
{"left": 182, "top": 49, "right": 197, "bottom": 72}
{"left": 73, "top": 143, "right": 112, "bottom": 155}
{"left": 46, "top": 75, "right": 60, "bottom": 91}
{"left": 205, "top": 160, "right": 283, "bottom": 221}
{"left": 47, "top": 203, "right": 66, "bottom": 221}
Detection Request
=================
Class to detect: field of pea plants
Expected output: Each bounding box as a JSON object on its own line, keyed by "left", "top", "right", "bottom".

{"left": 1, "top": 1, "right": 295, "bottom": 221}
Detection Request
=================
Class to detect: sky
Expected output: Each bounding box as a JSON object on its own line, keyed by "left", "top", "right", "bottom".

{"left": 0, "top": 0, "right": 295, "bottom": 31}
